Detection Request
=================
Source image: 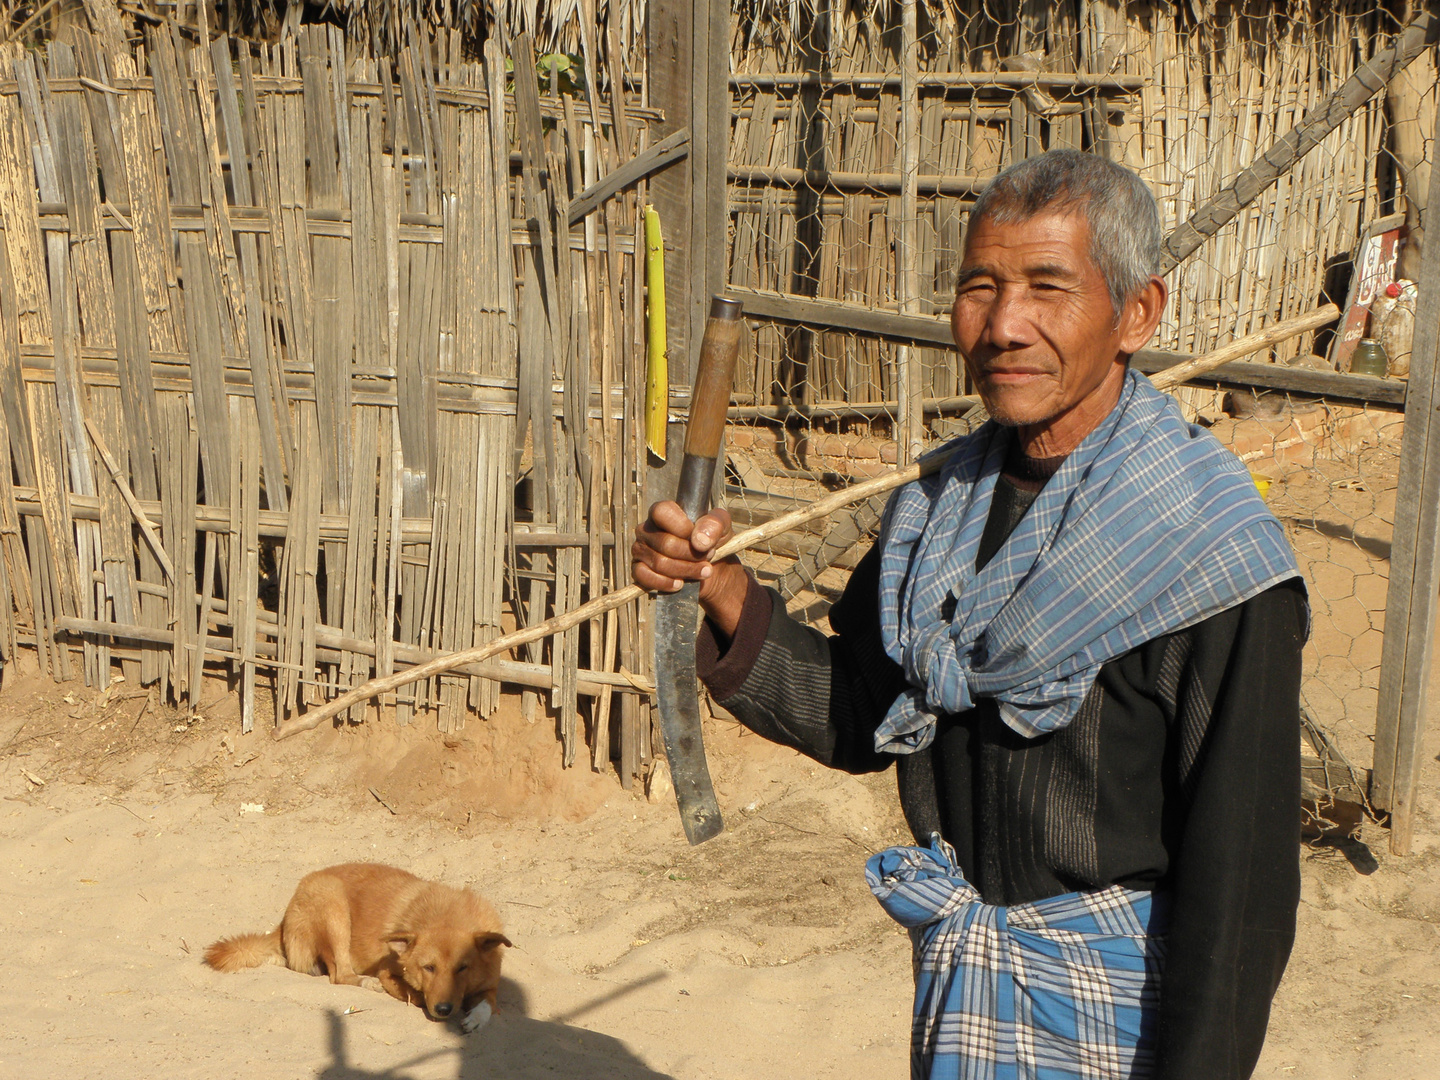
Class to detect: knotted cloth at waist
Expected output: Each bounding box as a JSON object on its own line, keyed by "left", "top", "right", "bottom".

{"left": 867, "top": 837, "right": 1170, "bottom": 1080}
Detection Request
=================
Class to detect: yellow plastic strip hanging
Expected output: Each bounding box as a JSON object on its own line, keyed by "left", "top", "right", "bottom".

{"left": 644, "top": 205, "right": 667, "bottom": 461}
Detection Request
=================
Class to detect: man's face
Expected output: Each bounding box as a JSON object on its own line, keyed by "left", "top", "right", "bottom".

{"left": 950, "top": 210, "right": 1131, "bottom": 444}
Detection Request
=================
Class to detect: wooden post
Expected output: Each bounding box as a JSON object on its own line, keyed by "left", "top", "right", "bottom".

{"left": 643, "top": 0, "right": 729, "bottom": 786}
{"left": 1371, "top": 102, "right": 1440, "bottom": 855}
{"left": 693, "top": 0, "right": 729, "bottom": 342}
{"left": 895, "top": 0, "right": 923, "bottom": 466}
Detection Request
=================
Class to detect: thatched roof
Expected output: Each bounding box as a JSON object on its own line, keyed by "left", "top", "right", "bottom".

{"left": 0, "top": 0, "right": 646, "bottom": 69}
{"left": 299, "top": 0, "right": 645, "bottom": 60}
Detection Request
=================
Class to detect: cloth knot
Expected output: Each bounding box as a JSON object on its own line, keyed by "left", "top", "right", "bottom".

{"left": 867, "top": 836, "right": 1170, "bottom": 1080}
{"left": 875, "top": 370, "right": 1303, "bottom": 753}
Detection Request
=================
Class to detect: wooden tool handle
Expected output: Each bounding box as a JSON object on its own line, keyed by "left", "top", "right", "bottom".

{"left": 682, "top": 297, "right": 744, "bottom": 461}
{"left": 674, "top": 296, "right": 743, "bottom": 521}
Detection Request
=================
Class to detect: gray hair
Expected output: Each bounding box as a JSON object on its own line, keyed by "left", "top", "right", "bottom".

{"left": 968, "top": 150, "right": 1162, "bottom": 317}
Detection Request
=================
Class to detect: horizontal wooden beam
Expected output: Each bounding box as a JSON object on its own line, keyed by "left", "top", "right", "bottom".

{"left": 732, "top": 287, "right": 1405, "bottom": 409}
{"left": 729, "top": 165, "right": 984, "bottom": 197}
{"left": 13, "top": 485, "right": 616, "bottom": 547}
{"left": 53, "top": 617, "right": 652, "bottom": 698}
{"left": 0, "top": 74, "right": 663, "bottom": 121}
{"left": 728, "top": 286, "right": 955, "bottom": 346}
{"left": 730, "top": 71, "right": 1145, "bottom": 91}
{"left": 726, "top": 396, "right": 979, "bottom": 422}
{"left": 1131, "top": 351, "right": 1405, "bottom": 409}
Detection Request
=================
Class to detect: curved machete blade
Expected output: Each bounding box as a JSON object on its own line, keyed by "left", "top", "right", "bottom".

{"left": 653, "top": 581, "right": 724, "bottom": 845}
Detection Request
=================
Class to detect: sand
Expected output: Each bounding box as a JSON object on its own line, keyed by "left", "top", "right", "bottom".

{"left": 0, "top": 650, "right": 1437, "bottom": 1080}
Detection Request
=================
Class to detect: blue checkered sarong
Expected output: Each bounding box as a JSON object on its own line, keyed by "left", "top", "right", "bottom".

{"left": 868, "top": 837, "right": 1168, "bottom": 1080}
{"left": 875, "top": 369, "right": 1300, "bottom": 749}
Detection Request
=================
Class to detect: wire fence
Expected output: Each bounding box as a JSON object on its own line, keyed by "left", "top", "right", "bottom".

{"left": 720, "top": 0, "right": 1432, "bottom": 795}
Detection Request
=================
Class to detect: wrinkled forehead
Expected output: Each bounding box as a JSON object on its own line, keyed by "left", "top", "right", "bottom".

{"left": 958, "top": 210, "right": 1097, "bottom": 275}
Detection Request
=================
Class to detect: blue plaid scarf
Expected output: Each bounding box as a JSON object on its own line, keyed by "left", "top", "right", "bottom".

{"left": 868, "top": 837, "right": 1168, "bottom": 1080}
{"left": 875, "top": 369, "right": 1299, "bottom": 749}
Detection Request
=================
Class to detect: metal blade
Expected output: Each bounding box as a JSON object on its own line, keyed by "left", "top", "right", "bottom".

{"left": 652, "top": 581, "right": 724, "bottom": 845}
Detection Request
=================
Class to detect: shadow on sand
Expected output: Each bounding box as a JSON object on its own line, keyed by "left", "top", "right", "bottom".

{"left": 314, "top": 976, "right": 676, "bottom": 1080}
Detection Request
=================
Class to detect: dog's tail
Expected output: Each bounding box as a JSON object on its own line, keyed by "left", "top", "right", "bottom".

{"left": 203, "top": 929, "right": 284, "bottom": 972}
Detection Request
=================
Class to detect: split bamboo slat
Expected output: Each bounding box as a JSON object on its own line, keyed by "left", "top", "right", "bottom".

{"left": 0, "top": 24, "right": 657, "bottom": 780}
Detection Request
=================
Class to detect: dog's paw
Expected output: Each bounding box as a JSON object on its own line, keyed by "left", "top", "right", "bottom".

{"left": 357, "top": 975, "right": 384, "bottom": 994}
{"left": 461, "top": 1000, "right": 493, "bottom": 1033}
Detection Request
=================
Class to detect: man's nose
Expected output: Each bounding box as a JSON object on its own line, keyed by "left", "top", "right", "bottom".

{"left": 984, "top": 289, "right": 1032, "bottom": 349}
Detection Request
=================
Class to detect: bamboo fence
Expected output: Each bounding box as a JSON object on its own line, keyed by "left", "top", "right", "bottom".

{"left": 0, "top": 18, "right": 664, "bottom": 782}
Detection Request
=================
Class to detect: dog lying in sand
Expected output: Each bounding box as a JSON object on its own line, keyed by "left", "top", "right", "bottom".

{"left": 204, "top": 862, "right": 511, "bottom": 1032}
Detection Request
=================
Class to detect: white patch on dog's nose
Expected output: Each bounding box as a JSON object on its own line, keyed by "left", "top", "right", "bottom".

{"left": 461, "top": 999, "right": 492, "bottom": 1033}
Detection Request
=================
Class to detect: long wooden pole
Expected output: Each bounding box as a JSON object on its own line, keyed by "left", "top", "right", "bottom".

{"left": 895, "top": 0, "right": 922, "bottom": 466}
{"left": 1371, "top": 100, "right": 1440, "bottom": 854}
{"left": 272, "top": 303, "right": 1339, "bottom": 740}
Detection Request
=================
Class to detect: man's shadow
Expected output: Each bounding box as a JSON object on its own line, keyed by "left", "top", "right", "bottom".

{"left": 315, "top": 976, "right": 675, "bottom": 1080}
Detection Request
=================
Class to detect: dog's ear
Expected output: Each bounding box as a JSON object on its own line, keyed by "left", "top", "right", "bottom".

{"left": 476, "top": 932, "right": 512, "bottom": 952}
{"left": 387, "top": 932, "right": 416, "bottom": 956}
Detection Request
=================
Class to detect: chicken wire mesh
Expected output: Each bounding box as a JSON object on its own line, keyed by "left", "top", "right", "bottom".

{"left": 720, "top": 0, "right": 1432, "bottom": 784}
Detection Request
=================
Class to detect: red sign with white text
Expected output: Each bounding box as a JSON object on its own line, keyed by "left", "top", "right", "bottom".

{"left": 1332, "top": 226, "right": 1406, "bottom": 372}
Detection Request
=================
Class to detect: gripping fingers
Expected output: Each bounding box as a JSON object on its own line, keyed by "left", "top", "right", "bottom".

{"left": 633, "top": 504, "right": 733, "bottom": 592}
{"left": 631, "top": 539, "right": 708, "bottom": 592}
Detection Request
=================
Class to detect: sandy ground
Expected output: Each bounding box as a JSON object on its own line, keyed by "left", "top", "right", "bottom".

{"left": 0, "top": 646, "right": 1438, "bottom": 1080}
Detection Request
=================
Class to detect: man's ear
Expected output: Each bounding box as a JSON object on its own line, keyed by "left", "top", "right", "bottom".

{"left": 476, "top": 932, "right": 512, "bottom": 952}
{"left": 387, "top": 932, "right": 416, "bottom": 956}
{"left": 1117, "top": 275, "right": 1168, "bottom": 354}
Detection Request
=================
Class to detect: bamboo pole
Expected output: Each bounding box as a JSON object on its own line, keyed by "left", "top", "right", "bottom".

{"left": 1149, "top": 303, "right": 1338, "bottom": 388}
{"left": 271, "top": 302, "right": 1341, "bottom": 740}
{"left": 82, "top": 417, "right": 176, "bottom": 581}
{"left": 895, "top": 0, "right": 922, "bottom": 467}
{"left": 1159, "top": 12, "right": 1439, "bottom": 275}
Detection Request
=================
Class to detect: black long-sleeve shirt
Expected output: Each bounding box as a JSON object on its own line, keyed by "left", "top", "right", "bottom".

{"left": 697, "top": 485, "right": 1306, "bottom": 1080}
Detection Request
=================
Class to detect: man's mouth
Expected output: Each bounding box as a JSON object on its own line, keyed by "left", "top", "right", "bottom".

{"left": 982, "top": 368, "right": 1052, "bottom": 383}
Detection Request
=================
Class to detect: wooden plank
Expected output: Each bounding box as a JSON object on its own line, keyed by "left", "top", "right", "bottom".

{"left": 88, "top": 394, "right": 142, "bottom": 684}
{"left": 1371, "top": 101, "right": 1440, "bottom": 855}
{"left": 511, "top": 35, "right": 562, "bottom": 726}
{"left": 72, "top": 32, "right": 172, "bottom": 687}
{"left": 213, "top": 34, "right": 290, "bottom": 514}
{"left": 0, "top": 400, "right": 23, "bottom": 662}
{"left": 161, "top": 395, "right": 199, "bottom": 705}
{"left": 895, "top": 0, "right": 921, "bottom": 465}
{"left": 19, "top": 50, "right": 103, "bottom": 685}
{"left": 302, "top": 29, "right": 355, "bottom": 669}
{"left": 338, "top": 405, "right": 377, "bottom": 724}
{"left": 0, "top": 229, "right": 35, "bottom": 642}
{"left": 191, "top": 525, "right": 217, "bottom": 715}
{"left": 0, "top": 91, "right": 52, "bottom": 345}
{"left": 566, "top": 127, "right": 690, "bottom": 226}
{"left": 113, "top": 39, "right": 181, "bottom": 356}
{"left": 277, "top": 407, "right": 322, "bottom": 718}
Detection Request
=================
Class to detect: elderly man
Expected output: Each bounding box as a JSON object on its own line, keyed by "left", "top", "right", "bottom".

{"left": 632, "top": 150, "right": 1307, "bottom": 1080}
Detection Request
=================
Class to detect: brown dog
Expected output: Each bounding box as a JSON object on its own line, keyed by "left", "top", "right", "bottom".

{"left": 204, "top": 863, "right": 511, "bottom": 1031}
